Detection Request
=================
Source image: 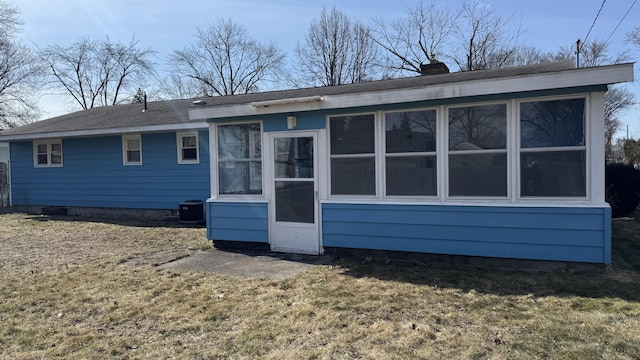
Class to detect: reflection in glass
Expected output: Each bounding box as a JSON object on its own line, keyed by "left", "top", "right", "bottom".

{"left": 276, "top": 181, "right": 314, "bottom": 223}
{"left": 330, "top": 114, "right": 375, "bottom": 155}
{"left": 521, "top": 99, "right": 585, "bottom": 148}
{"left": 449, "top": 104, "right": 506, "bottom": 150}
{"left": 386, "top": 110, "right": 437, "bottom": 153}
{"left": 275, "top": 137, "right": 313, "bottom": 179}
{"left": 521, "top": 151, "right": 586, "bottom": 197}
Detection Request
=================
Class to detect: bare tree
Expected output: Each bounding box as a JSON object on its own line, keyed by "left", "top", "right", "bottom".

{"left": 40, "top": 36, "right": 155, "bottom": 110}
{"left": 553, "top": 39, "right": 635, "bottom": 159}
{"left": 154, "top": 74, "right": 209, "bottom": 100}
{"left": 452, "top": 1, "right": 522, "bottom": 71}
{"left": 294, "top": 6, "right": 379, "bottom": 86}
{"left": 372, "top": 1, "right": 523, "bottom": 75}
{"left": 371, "top": 1, "right": 455, "bottom": 75}
{"left": 0, "top": 2, "right": 44, "bottom": 129}
{"left": 623, "top": 138, "right": 640, "bottom": 165}
{"left": 605, "top": 87, "right": 635, "bottom": 160}
{"left": 171, "top": 19, "right": 285, "bottom": 96}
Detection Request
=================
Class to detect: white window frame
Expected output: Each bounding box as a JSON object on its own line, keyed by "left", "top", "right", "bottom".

{"left": 33, "top": 139, "right": 63, "bottom": 168}
{"left": 516, "top": 95, "right": 589, "bottom": 200}
{"left": 122, "top": 134, "right": 142, "bottom": 166}
{"left": 327, "top": 112, "right": 378, "bottom": 198}
{"left": 383, "top": 107, "right": 439, "bottom": 198}
{"left": 177, "top": 131, "right": 199, "bottom": 164}
{"left": 214, "top": 121, "right": 264, "bottom": 198}
{"left": 445, "top": 101, "right": 510, "bottom": 199}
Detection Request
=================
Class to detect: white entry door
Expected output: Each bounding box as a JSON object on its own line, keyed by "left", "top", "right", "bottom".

{"left": 269, "top": 132, "right": 320, "bottom": 255}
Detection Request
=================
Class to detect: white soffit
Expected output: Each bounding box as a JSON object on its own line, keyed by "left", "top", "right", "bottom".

{"left": 189, "top": 63, "right": 634, "bottom": 120}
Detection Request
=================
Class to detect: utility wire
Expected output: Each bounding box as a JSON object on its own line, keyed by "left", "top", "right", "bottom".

{"left": 605, "top": 0, "right": 638, "bottom": 44}
{"left": 583, "top": 0, "right": 607, "bottom": 44}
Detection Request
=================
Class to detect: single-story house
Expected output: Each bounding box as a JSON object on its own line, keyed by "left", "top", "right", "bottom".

{"left": 0, "top": 61, "right": 634, "bottom": 264}
{"left": 0, "top": 99, "right": 210, "bottom": 214}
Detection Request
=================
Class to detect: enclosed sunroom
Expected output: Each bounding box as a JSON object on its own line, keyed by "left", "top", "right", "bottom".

{"left": 190, "top": 62, "right": 634, "bottom": 264}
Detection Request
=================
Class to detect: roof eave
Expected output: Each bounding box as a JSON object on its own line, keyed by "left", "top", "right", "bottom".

{"left": 0, "top": 121, "right": 209, "bottom": 142}
{"left": 189, "top": 63, "right": 634, "bottom": 121}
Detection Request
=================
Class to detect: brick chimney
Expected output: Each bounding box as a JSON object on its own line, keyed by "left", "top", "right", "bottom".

{"left": 420, "top": 58, "right": 449, "bottom": 76}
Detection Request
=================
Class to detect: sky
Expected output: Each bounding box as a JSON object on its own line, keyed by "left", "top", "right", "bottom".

{"left": 12, "top": 0, "right": 640, "bottom": 138}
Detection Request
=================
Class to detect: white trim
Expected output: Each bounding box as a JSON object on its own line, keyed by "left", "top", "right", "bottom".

{"left": 446, "top": 102, "right": 509, "bottom": 199}
{"left": 267, "top": 130, "right": 322, "bottom": 255}
{"left": 190, "top": 64, "right": 634, "bottom": 120}
{"left": 212, "top": 121, "right": 265, "bottom": 199}
{"left": 327, "top": 112, "right": 377, "bottom": 198}
{"left": 176, "top": 131, "right": 200, "bottom": 164}
{"left": 0, "top": 122, "right": 209, "bottom": 142}
{"left": 589, "top": 92, "right": 605, "bottom": 203}
{"left": 382, "top": 107, "right": 439, "bottom": 198}
{"left": 122, "top": 134, "right": 142, "bottom": 166}
{"left": 251, "top": 95, "right": 324, "bottom": 107}
{"left": 33, "top": 139, "right": 63, "bottom": 168}
{"left": 516, "top": 96, "right": 589, "bottom": 200}
{"left": 320, "top": 199, "right": 606, "bottom": 208}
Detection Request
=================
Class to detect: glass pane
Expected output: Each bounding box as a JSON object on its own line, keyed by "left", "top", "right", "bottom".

{"left": 37, "top": 154, "right": 48, "bottom": 165}
{"left": 127, "top": 138, "right": 140, "bottom": 150}
{"left": 521, "top": 98, "right": 585, "bottom": 148}
{"left": 521, "top": 151, "right": 586, "bottom": 197}
{"left": 386, "top": 110, "right": 437, "bottom": 153}
{"left": 182, "top": 148, "right": 197, "bottom": 161}
{"left": 275, "top": 137, "right": 313, "bottom": 179}
{"left": 51, "top": 154, "right": 62, "bottom": 165}
{"left": 182, "top": 136, "right": 196, "bottom": 148}
{"left": 127, "top": 150, "right": 141, "bottom": 163}
{"left": 386, "top": 156, "right": 437, "bottom": 196}
{"left": 218, "top": 123, "right": 261, "bottom": 160}
{"left": 331, "top": 157, "right": 375, "bottom": 195}
{"left": 449, "top": 153, "right": 507, "bottom": 196}
{"left": 219, "top": 161, "right": 262, "bottom": 195}
{"left": 37, "top": 144, "right": 47, "bottom": 154}
{"left": 275, "top": 181, "right": 314, "bottom": 223}
{"left": 51, "top": 143, "right": 62, "bottom": 153}
{"left": 330, "top": 114, "right": 375, "bottom": 155}
{"left": 449, "top": 104, "right": 506, "bottom": 150}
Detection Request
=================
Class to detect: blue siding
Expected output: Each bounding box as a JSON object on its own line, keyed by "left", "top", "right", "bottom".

{"left": 10, "top": 131, "right": 210, "bottom": 209}
{"left": 322, "top": 203, "right": 611, "bottom": 264}
{"left": 207, "top": 201, "right": 269, "bottom": 243}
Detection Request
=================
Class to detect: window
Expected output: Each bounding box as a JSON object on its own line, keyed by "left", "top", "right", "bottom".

{"left": 217, "top": 123, "right": 262, "bottom": 195}
{"left": 329, "top": 114, "right": 376, "bottom": 195}
{"left": 177, "top": 132, "right": 199, "bottom": 164}
{"left": 448, "top": 104, "right": 507, "bottom": 197}
{"left": 33, "top": 140, "right": 63, "bottom": 167}
{"left": 385, "top": 109, "right": 437, "bottom": 196}
{"left": 520, "top": 98, "right": 586, "bottom": 197}
{"left": 122, "top": 135, "right": 142, "bottom": 165}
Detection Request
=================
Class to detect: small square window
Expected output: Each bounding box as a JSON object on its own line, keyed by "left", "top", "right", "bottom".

{"left": 33, "top": 140, "right": 63, "bottom": 167}
{"left": 122, "top": 135, "right": 142, "bottom": 165}
{"left": 177, "top": 132, "right": 199, "bottom": 164}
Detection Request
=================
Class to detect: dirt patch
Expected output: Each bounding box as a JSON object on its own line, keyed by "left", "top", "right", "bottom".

{"left": 0, "top": 213, "right": 210, "bottom": 274}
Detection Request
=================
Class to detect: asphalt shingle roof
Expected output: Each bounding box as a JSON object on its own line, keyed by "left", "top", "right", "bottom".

{"left": 0, "top": 61, "right": 579, "bottom": 140}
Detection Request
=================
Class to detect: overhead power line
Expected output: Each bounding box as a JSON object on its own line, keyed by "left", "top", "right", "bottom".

{"left": 583, "top": 0, "right": 607, "bottom": 44}
{"left": 605, "top": 0, "right": 638, "bottom": 44}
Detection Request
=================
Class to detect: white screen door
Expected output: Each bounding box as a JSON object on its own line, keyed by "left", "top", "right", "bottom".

{"left": 270, "top": 132, "right": 320, "bottom": 254}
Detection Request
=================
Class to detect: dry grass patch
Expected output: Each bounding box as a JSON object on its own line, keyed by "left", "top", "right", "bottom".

{"left": 1, "top": 212, "right": 640, "bottom": 359}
